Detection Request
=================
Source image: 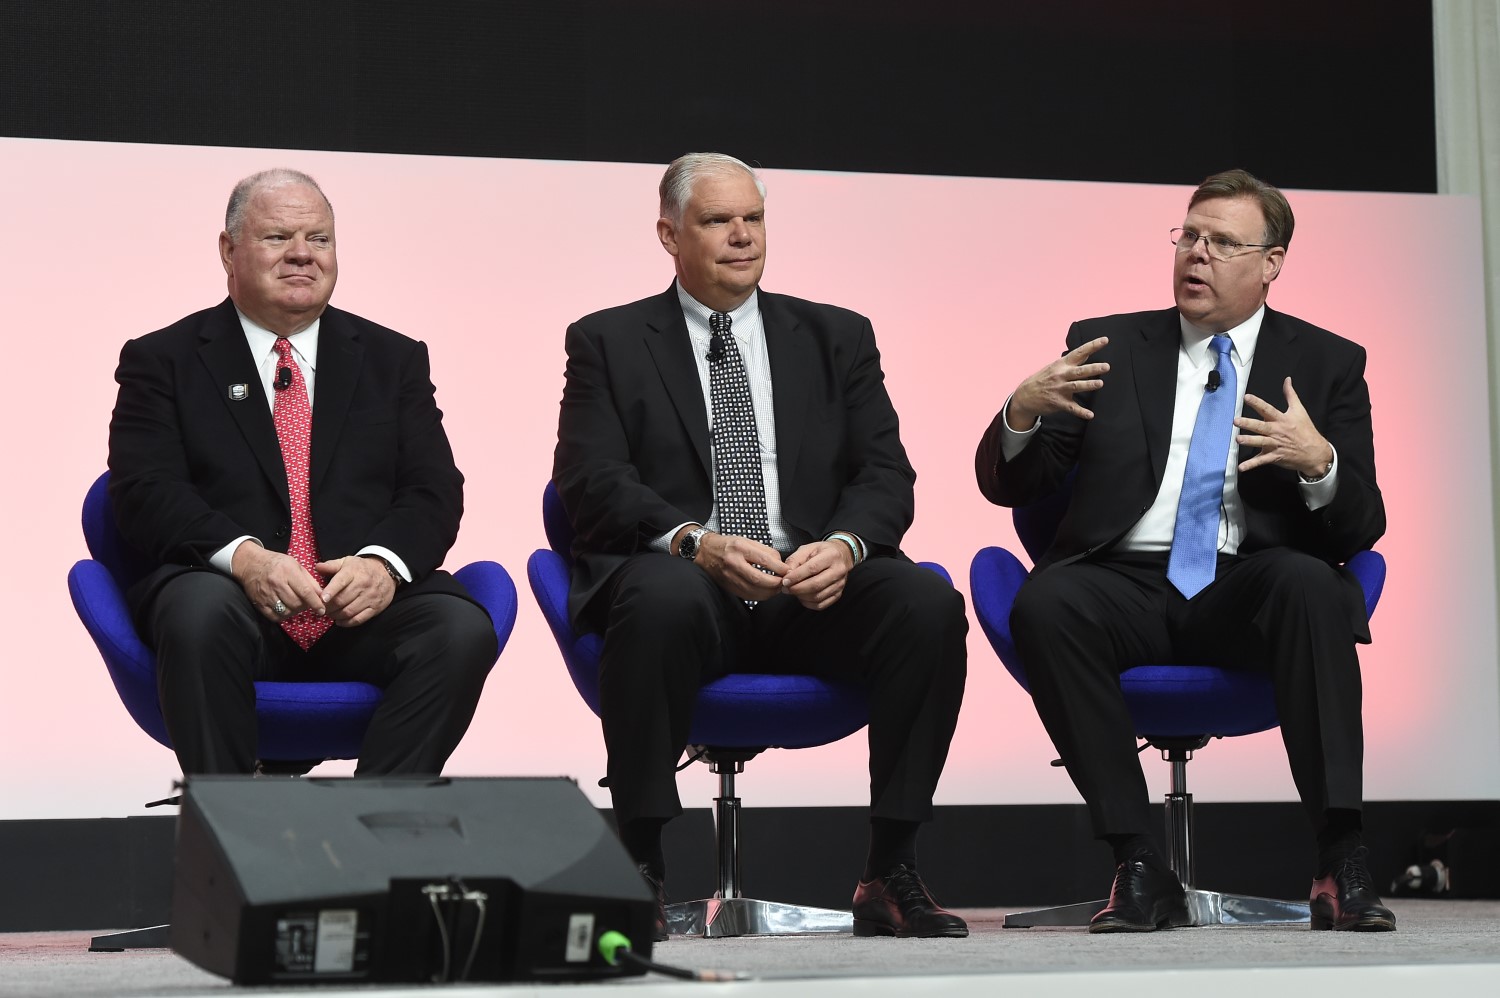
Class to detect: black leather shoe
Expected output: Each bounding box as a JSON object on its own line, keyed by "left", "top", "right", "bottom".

{"left": 636, "top": 863, "right": 669, "bottom": 941}
{"left": 852, "top": 864, "right": 968, "bottom": 938}
{"left": 1089, "top": 858, "right": 1188, "bottom": 933}
{"left": 1310, "top": 847, "right": 1397, "bottom": 931}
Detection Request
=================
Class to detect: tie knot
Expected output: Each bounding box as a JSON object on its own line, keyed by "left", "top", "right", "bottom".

{"left": 274, "top": 337, "right": 293, "bottom": 361}
{"left": 1210, "top": 334, "right": 1232, "bottom": 360}
{"left": 709, "top": 312, "right": 731, "bottom": 336}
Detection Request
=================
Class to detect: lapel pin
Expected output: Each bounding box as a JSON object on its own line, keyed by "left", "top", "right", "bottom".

{"left": 228, "top": 384, "right": 250, "bottom": 401}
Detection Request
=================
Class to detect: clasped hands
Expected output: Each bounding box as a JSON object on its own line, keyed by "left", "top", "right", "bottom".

{"left": 232, "top": 543, "right": 397, "bottom": 627}
{"left": 1009, "top": 338, "right": 1331, "bottom": 477}
{"left": 690, "top": 531, "right": 854, "bottom": 610}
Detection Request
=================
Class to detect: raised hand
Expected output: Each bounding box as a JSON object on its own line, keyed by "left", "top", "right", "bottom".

{"left": 1235, "top": 377, "right": 1333, "bottom": 477}
{"left": 1007, "top": 336, "right": 1111, "bottom": 429}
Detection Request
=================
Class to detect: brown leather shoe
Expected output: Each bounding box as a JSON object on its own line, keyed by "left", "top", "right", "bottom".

{"left": 1089, "top": 858, "right": 1189, "bottom": 933}
{"left": 1310, "top": 848, "right": 1397, "bottom": 931}
{"left": 852, "top": 864, "right": 968, "bottom": 938}
{"left": 636, "top": 863, "right": 669, "bottom": 941}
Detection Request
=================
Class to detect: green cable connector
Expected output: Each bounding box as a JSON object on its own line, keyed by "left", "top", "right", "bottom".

{"left": 596, "top": 930, "right": 632, "bottom": 966}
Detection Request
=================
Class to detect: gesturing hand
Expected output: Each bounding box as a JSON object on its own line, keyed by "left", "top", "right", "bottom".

{"left": 1235, "top": 377, "right": 1333, "bottom": 478}
{"left": 1008, "top": 336, "right": 1111, "bottom": 429}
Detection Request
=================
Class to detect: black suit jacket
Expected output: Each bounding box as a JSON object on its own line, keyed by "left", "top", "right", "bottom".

{"left": 108, "top": 298, "right": 469, "bottom": 615}
{"left": 976, "top": 306, "right": 1385, "bottom": 633}
{"left": 553, "top": 286, "right": 917, "bottom": 623}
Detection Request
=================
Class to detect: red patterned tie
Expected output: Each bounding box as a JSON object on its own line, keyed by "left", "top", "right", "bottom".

{"left": 272, "top": 337, "right": 333, "bottom": 649}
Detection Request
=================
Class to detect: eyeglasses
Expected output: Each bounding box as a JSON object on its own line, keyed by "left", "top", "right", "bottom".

{"left": 1170, "top": 227, "right": 1276, "bottom": 261}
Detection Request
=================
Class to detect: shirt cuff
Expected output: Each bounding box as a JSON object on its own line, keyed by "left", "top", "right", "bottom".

{"left": 356, "top": 545, "right": 410, "bottom": 583}
{"left": 652, "top": 522, "right": 698, "bottom": 555}
{"left": 1298, "top": 445, "right": 1339, "bottom": 511}
{"left": 999, "top": 393, "right": 1041, "bottom": 462}
{"left": 211, "top": 536, "right": 259, "bottom": 575}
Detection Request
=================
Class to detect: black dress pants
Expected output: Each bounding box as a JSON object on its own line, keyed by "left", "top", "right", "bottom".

{"left": 1010, "top": 548, "right": 1365, "bottom": 838}
{"left": 146, "top": 571, "right": 499, "bottom": 775}
{"left": 587, "top": 555, "right": 968, "bottom": 825}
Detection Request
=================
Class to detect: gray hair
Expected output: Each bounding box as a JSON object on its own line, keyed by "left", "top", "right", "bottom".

{"left": 1188, "top": 168, "right": 1295, "bottom": 251}
{"left": 224, "top": 168, "right": 333, "bottom": 239}
{"left": 658, "top": 153, "right": 766, "bottom": 225}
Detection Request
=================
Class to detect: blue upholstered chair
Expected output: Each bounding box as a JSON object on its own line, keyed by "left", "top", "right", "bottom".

{"left": 529, "top": 481, "right": 953, "bottom": 937}
{"left": 970, "top": 478, "right": 1386, "bottom": 928}
{"left": 68, "top": 471, "right": 519, "bottom": 772}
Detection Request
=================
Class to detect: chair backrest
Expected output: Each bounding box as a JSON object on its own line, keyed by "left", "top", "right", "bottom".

{"left": 82, "top": 471, "right": 156, "bottom": 590}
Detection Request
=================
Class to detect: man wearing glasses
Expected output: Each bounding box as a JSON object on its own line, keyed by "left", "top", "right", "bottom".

{"left": 975, "top": 170, "right": 1392, "bottom": 933}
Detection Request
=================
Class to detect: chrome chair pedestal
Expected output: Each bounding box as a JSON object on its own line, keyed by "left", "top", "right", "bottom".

{"left": 666, "top": 751, "right": 852, "bottom": 937}
{"left": 1003, "top": 738, "right": 1310, "bottom": 929}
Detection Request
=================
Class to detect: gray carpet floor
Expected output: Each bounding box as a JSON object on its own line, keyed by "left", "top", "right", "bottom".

{"left": 2, "top": 900, "right": 1496, "bottom": 997}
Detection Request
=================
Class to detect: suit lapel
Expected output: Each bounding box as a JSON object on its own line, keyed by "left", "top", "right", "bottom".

{"left": 1243, "top": 306, "right": 1300, "bottom": 413}
{"left": 761, "top": 291, "right": 811, "bottom": 482}
{"left": 1130, "top": 309, "right": 1181, "bottom": 487}
{"left": 642, "top": 287, "right": 712, "bottom": 474}
{"left": 196, "top": 300, "right": 288, "bottom": 507}
{"left": 308, "top": 307, "right": 363, "bottom": 494}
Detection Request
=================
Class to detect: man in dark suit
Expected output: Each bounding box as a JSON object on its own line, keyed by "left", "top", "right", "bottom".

{"left": 553, "top": 153, "right": 969, "bottom": 938}
{"left": 976, "top": 169, "right": 1394, "bottom": 932}
{"left": 108, "top": 168, "right": 497, "bottom": 778}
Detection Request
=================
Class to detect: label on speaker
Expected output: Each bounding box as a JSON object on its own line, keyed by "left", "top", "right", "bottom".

{"left": 565, "top": 913, "right": 595, "bottom": 963}
{"left": 313, "top": 909, "right": 359, "bottom": 973}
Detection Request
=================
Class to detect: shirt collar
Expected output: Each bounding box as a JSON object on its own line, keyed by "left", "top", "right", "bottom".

{"left": 235, "top": 309, "right": 320, "bottom": 368}
{"left": 1179, "top": 303, "right": 1264, "bottom": 367}
{"left": 675, "top": 281, "right": 760, "bottom": 343}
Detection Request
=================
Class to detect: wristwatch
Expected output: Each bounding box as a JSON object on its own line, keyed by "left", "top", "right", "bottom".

{"left": 677, "top": 526, "right": 709, "bottom": 561}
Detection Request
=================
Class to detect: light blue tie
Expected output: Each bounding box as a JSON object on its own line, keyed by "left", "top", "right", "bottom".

{"left": 1167, "top": 335, "right": 1236, "bottom": 599}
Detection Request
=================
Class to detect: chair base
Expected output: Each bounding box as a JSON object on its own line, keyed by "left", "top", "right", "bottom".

{"left": 1003, "top": 889, "right": 1310, "bottom": 928}
{"left": 666, "top": 897, "right": 852, "bottom": 937}
{"left": 89, "top": 924, "right": 171, "bottom": 951}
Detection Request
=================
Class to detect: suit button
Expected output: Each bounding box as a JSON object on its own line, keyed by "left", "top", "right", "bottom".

{"left": 275, "top": 527, "right": 287, "bottom": 539}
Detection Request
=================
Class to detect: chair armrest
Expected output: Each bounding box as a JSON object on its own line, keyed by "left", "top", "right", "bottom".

{"left": 67, "top": 559, "right": 172, "bottom": 748}
{"left": 968, "top": 546, "right": 1032, "bottom": 692}
{"left": 453, "top": 560, "right": 519, "bottom": 654}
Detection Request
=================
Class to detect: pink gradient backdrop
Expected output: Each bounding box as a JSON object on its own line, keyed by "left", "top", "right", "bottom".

{"left": 2, "top": 138, "right": 1494, "bottom": 819}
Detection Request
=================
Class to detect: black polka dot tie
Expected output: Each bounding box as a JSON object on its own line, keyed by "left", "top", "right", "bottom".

{"left": 708, "top": 312, "right": 773, "bottom": 600}
{"left": 272, "top": 338, "right": 332, "bottom": 649}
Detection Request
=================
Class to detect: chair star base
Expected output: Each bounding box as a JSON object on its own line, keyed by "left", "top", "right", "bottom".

{"left": 88, "top": 924, "right": 170, "bottom": 951}
{"left": 1003, "top": 889, "right": 1310, "bottom": 928}
{"left": 666, "top": 896, "right": 852, "bottom": 937}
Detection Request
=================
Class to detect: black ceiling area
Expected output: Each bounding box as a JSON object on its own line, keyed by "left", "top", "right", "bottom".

{"left": 0, "top": 0, "right": 1436, "bottom": 193}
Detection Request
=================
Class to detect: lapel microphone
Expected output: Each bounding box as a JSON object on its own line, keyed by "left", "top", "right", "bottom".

{"left": 1206, "top": 370, "right": 1221, "bottom": 392}
{"left": 706, "top": 334, "right": 724, "bottom": 363}
{"left": 275, "top": 367, "right": 293, "bottom": 391}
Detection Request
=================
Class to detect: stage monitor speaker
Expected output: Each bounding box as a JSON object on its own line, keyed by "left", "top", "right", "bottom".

{"left": 168, "top": 776, "right": 654, "bottom": 984}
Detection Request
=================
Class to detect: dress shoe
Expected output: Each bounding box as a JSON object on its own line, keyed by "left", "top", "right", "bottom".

{"left": 1089, "top": 857, "right": 1188, "bottom": 933}
{"left": 852, "top": 864, "right": 968, "bottom": 938}
{"left": 1310, "top": 847, "right": 1397, "bottom": 931}
{"left": 636, "top": 863, "right": 669, "bottom": 941}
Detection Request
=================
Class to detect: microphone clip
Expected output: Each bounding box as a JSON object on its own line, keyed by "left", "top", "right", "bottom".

{"left": 1206, "top": 370, "right": 1222, "bottom": 393}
